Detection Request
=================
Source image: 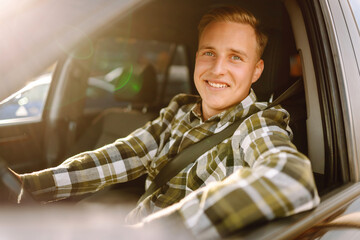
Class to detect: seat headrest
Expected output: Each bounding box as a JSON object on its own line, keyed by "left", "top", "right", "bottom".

{"left": 113, "top": 63, "right": 157, "bottom": 104}
{"left": 251, "top": 29, "right": 292, "bottom": 102}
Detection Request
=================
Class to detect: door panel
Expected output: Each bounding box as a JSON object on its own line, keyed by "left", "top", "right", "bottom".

{"left": 0, "top": 119, "right": 45, "bottom": 173}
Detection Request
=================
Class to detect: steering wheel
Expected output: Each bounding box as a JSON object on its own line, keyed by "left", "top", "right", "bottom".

{"left": 0, "top": 158, "right": 34, "bottom": 203}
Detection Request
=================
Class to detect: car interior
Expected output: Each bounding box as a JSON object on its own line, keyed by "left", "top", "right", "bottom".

{"left": 0, "top": 0, "right": 348, "bottom": 212}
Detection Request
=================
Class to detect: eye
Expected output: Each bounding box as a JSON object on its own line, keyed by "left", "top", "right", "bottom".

{"left": 204, "top": 51, "right": 214, "bottom": 57}
{"left": 231, "top": 55, "right": 241, "bottom": 61}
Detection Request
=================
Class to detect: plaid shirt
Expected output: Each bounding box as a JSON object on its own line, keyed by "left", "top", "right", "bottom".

{"left": 22, "top": 90, "right": 320, "bottom": 238}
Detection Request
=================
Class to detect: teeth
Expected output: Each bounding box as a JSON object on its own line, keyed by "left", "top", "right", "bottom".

{"left": 207, "top": 81, "right": 228, "bottom": 88}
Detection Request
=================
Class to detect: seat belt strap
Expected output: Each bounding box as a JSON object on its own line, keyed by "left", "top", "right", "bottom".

{"left": 267, "top": 78, "right": 304, "bottom": 108}
{"left": 139, "top": 78, "right": 304, "bottom": 203}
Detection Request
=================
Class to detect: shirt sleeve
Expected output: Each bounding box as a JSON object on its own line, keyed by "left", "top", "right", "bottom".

{"left": 142, "top": 107, "right": 320, "bottom": 239}
{"left": 21, "top": 112, "right": 169, "bottom": 202}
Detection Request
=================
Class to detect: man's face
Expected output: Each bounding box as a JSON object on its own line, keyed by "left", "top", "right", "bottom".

{"left": 194, "top": 21, "right": 264, "bottom": 120}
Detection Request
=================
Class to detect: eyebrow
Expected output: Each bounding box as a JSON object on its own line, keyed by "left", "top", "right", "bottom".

{"left": 198, "top": 45, "right": 249, "bottom": 60}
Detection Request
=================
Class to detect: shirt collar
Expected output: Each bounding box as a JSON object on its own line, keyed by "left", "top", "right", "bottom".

{"left": 188, "top": 98, "right": 202, "bottom": 123}
{"left": 189, "top": 89, "right": 258, "bottom": 126}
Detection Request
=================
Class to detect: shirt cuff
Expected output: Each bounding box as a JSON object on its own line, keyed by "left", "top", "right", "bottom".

{"left": 21, "top": 168, "right": 57, "bottom": 202}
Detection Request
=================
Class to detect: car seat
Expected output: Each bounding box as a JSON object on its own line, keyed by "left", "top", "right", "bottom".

{"left": 251, "top": 15, "right": 308, "bottom": 155}
{"left": 67, "top": 63, "right": 159, "bottom": 157}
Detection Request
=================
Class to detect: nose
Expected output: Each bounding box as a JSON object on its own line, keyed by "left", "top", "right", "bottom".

{"left": 210, "top": 56, "right": 227, "bottom": 75}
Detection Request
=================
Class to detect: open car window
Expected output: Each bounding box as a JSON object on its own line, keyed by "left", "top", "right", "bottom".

{"left": 1, "top": 0, "right": 360, "bottom": 239}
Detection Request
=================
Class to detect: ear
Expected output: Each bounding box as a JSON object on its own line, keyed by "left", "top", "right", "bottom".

{"left": 251, "top": 59, "right": 264, "bottom": 83}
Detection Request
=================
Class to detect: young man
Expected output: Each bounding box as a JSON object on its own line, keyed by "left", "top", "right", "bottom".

{"left": 15, "top": 6, "right": 319, "bottom": 239}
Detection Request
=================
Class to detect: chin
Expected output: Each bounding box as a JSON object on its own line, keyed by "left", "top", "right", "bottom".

{"left": 208, "top": 103, "right": 229, "bottom": 112}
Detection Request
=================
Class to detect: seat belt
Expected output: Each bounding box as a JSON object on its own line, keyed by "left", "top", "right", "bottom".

{"left": 138, "top": 78, "right": 304, "bottom": 202}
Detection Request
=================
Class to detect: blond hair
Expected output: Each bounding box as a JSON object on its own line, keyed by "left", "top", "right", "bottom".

{"left": 198, "top": 6, "right": 268, "bottom": 58}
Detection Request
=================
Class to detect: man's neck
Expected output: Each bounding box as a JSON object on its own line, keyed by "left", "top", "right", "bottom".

{"left": 201, "top": 104, "right": 223, "bottom": 121}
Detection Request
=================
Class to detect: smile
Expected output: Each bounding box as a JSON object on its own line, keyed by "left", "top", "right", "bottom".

{"left": 206, "top": 80, "right": 229, "bottom": 88}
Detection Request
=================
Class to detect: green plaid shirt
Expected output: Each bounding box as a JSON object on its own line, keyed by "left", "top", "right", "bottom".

{"left": 22, "top": 90, "right": 319, "bottom": 238}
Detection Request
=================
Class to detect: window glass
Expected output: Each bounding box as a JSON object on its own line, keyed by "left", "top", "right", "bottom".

{"left": 349, "top": 0, "right": 360, "bottom": 31}
{"left": 84, "top": 37, "right": 190, "bottom": 113}
{"left": 0, "top": 64, "right": 55, "bottom": 121}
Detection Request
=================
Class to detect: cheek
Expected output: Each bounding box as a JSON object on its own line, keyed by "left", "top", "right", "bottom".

{"left": 230, "top": 65, "right": 253, "bottom": 84}
{"left": 194, "top": 60, "right": 207, "bottom": 80}
{"left": 193, "top": 66, "right": 200, "bottom": 84}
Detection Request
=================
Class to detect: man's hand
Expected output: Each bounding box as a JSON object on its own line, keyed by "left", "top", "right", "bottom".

{"left": 0, "top": 160, "right": 21, "bottom": 202}
{"left": 8, "top": 167, "right": 22, "bottom": 183}
{"left": 0, "top": 160, "right": 33, "bottom": 203}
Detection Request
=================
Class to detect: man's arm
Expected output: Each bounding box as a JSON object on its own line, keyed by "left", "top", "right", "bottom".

{"left": 20, "top": 115, "right": 169, "bottom": 202}
{"left": 142, "top": 107, "right": 320, "bottom": 239}
{"left": 18, "top": 93, "right": 196, "bottom": 203}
